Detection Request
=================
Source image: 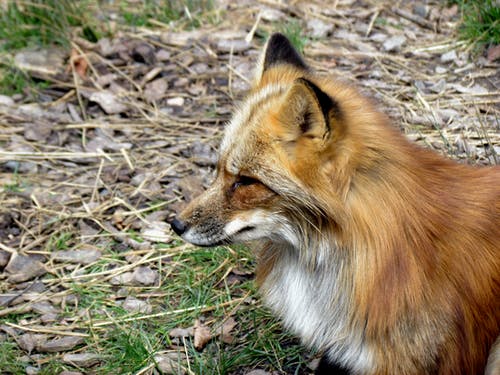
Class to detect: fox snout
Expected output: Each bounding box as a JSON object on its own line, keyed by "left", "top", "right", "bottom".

{"left": 169, "top": 217, "right": 187, "bottom": 236}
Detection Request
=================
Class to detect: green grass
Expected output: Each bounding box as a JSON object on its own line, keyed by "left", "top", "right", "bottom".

{"left": 0, "top": 242, "right": 310, "bottom": 374}
{"left": 279, "top": 20, "right": 308, "bottom": 54}
{"left": 0, "top": 341, "right": 25, "bottom": 374}
{"left": 0, "top": 0, "right": 100, "bottom": 51}
{"left": 451, "top": 0, "right": 500, "bottom": 49}
{"left": 120, "top": 0, "right": 217, "bottom": 29}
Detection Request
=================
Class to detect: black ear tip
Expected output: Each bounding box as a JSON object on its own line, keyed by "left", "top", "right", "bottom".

{"left": 268, "top": 32, "right": 290, "bottom": 44}
{"left": 263, "top": 32, "right": 308, "bottom": 72}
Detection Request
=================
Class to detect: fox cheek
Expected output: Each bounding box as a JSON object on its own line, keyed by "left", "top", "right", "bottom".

{"left": 229, "top": 183, "right": 277, "bottom": 210}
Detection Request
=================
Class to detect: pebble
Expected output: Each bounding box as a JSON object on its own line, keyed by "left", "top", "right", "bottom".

{"left": 132, "top": 266, "right": 158, "bottom": 285}
{"left": 121, "top": 296, "right": 152, "bottom": 314}
{"left": 5, "top": 254, "right": 47, "bottom": 283}
{"left": 51, "top": 248, "right": 102, "bottom": 265}
{"left": 383, "top": 35, "right": 406, "bottom": 52}
{"left": 37, "top": 336, "right": 84, "bottom": 352}
{"left": 307, "top": 18, "right": 334, "bottom": 38}
{"left": 167, "top": 97, "right": 185, "bottom": 107}
{"left": 0, "top": 95, "right": 15, "bottom": 106}
{"left": 435, "top": 66, "right": 447, "bottom": 74}
{"left": 441, "top": 50, "right": 457, "bottom": 63}
{"left": 62, "top": 353, "right": 102, "bottom": 367}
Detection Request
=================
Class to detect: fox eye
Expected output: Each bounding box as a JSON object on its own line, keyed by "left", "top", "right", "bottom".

{"left": 231, "top": 175, "right": 258, "bottom": 191}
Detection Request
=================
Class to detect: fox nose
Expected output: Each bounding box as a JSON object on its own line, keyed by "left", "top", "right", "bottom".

{"left": 170, "top": 217, "right": 187, "bottom": 236}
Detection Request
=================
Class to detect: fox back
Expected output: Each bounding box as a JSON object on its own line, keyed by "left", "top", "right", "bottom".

{"left": 171, "top": 34, "right": 500, "bottom": 375}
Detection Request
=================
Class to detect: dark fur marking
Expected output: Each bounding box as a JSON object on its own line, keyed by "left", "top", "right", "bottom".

{"left": 296, "top": 77, "right": 342, "bottom": 133}
{"left": 263, "top": 33, "right": 308, "bottom": 72}
{"left": 315, "top": 355, "right": 352, "bottom": 375}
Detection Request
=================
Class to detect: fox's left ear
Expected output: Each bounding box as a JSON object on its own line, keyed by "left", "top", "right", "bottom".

{"left": 276, "top": 78, "right": 339, "bottom": 142}
{"left": 254, "top": 33, "right": 308, "bottom": 84}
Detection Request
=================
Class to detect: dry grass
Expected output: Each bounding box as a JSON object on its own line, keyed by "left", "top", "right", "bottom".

{"left": 0, "top": 1, "right": 499, "bottom": 374}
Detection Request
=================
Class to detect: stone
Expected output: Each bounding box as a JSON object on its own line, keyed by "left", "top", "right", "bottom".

{"left": 307, "top": 18, "right": 334, "bottom": 38}
{"left": 5, "top": 254, "right": 46, "bottom": 283}
{"left": 62, "top": 353, "right": 102, "bottom": 367}
{"left": 121, "top": 296, "right": 152, "bottom": 314}
{"left": 441, "top": 50, "right": 457, "bottom": 63}
{"left": 383, "top": 35, "right": 406, "bottom": 52}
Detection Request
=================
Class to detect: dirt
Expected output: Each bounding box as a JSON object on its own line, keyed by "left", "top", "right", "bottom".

{"left": 0, "top": 0, "right": 499, "bottom": 374}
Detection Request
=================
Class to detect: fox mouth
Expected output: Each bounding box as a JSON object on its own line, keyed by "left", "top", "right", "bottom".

{"left": 180, "top": 225, "right": 258, "bottom": 247}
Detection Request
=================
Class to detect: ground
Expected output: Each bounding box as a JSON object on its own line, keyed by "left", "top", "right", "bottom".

{"left": 0, "top": 1, "right": 499, "bottom": 374}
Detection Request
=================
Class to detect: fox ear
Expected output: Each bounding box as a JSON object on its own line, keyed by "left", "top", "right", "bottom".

{"left": 277, "top": 78, "right": 338, "bottom": 141}
{"left": 254, "top": 33, "right": 308, "bottom": 83}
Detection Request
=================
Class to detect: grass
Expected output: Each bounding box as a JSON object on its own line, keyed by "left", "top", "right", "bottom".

{"left": 451, "top": 0, "right": 500, "bottom": 49}
{"left": 0, "top": 241, "right": 310, "bottom": 374}
{"left": 279, "top": 20, "right": 308, "bottom": 54}
{"left": 120, "top": 0, "right": 217, "bottom": 29}
{"left": 0, "top": 0, "right": 100, "bottom": 50}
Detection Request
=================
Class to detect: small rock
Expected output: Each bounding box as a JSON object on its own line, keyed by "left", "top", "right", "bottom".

{"left": 487, "top": 44, "right": 500, "bottom": 62}
{"left": 160, "top": 30, "right": 205, "bottom": 47}
{"left": 89, "top": 91, "right": 128, "bottom": 114}
{"left": 260, "top": 8, "right": 285, "bottom": 22}
{"left": 413, "top": 5, "right": 428, "bottom": 18}
{"left": 155, "top": 353, "right": 186, "bottom": 374}
{"left": 23, "top": 122, "right": 53, "bottom": 142}
{"left": 167, "top": 97, "right": 185, "bottom": 107}
{"left": 132, "top": 266, "right": 158, "bottom": 285}
{"left": 14, "top": 47, "right": 66, "bottom": 76}
{"left": 438, "top": 109, "right": 459, "bottom": 123}
{"left": 141, "top": 222, "right": 171, "bottom": 243}
{"left": 0, "top": 95, "right": 15, "bottom": 106}
{"left": 25, "top": 365, "right": 40, "bottom": 375}
{"left": 0, "top": 250, "right": 10, "bottom": 267}
{"left": 216, "top": 39, "right": 251, "bottom": 53}
{"left": 62, "top": 353, "right": 101, "bottom": 367}
{"left": 155, "top": 49, "right": 171, "bottom": 62}
{"left": 245, "top": 370, "right": 272, "bottom": 375}
{"left": 144, "top": 78, "right": 168, "bottom": 103}
{"left": 51, "top": 249, "right": 101, "bottom": 265}
{"left": 383, "top": 35, "right": 406, "bottom": 52}
{"left": 307, "top": 18, "right": 334, "bottom": 38}
{"left": 40, "top": 313, "right": 58, "bottom": 323}
{"left": 441, "top": 50, "right": 457, "bottom": 63}
{"left": 369, "top": 32, "right": 387, "bottom": 43}
{"left": 429, "top": 79, "right": 446, "bottom": 94}
{"left": 414, "top": 80, "right": 426, "bottom": 93}
{"left": 38, "top": 336, "right": 84, "bottom": 353}
{"left": 5, "top": 254, "right": 46, "bottom": 283}
{"left": 31, "top": 301, "right": 58, "bottom": 315}
{"left": 132, "top": 43, "right": 156, "bottom": 65}
{"left": 18, "top": 334, "right": 48, "bottom": 353}
{"left": 169, "top": 327, "right": 194, "bottom": 338}
{"left": 435, "top": 66, "right": 447, "bottom": 74}
{"left": 121, "top": 296, "right": 152, "bottom": 314}
{"left": 110, "top": 271, "right": 135, "bottom": 286}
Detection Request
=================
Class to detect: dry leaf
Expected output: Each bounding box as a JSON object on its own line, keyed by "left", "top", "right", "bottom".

{"left": 62, "top": 353, "right": 102, "bottom": 367}
{"left": 38, "top": 336, "right": 84, "bottom": 352}
{"left": 218, "top": 317, "right": 237, "bottom": 344}
{"left": 193, "top": 319, "right": 211, "bottom": 350}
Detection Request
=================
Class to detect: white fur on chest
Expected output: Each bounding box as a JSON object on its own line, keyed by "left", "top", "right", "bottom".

{"left": 261, "top": 250, "right": 374, "bottom": 372}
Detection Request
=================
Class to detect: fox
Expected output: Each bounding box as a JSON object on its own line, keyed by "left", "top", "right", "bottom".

{"left": 170, "top": 33, "right": 500, "bottom": 375}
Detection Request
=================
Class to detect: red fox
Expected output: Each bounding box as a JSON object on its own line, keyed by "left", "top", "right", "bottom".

{"left": 171, "top": 33, "right": 500, "bottom": 374}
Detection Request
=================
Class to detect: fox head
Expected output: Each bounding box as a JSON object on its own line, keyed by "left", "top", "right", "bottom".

{"left": 170, "top": 33, "right": 382, "bottom": 249}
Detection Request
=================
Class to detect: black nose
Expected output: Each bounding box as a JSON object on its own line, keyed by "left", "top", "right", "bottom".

{"left": 170, "top": 217, "right": 187, "bottom": 236}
